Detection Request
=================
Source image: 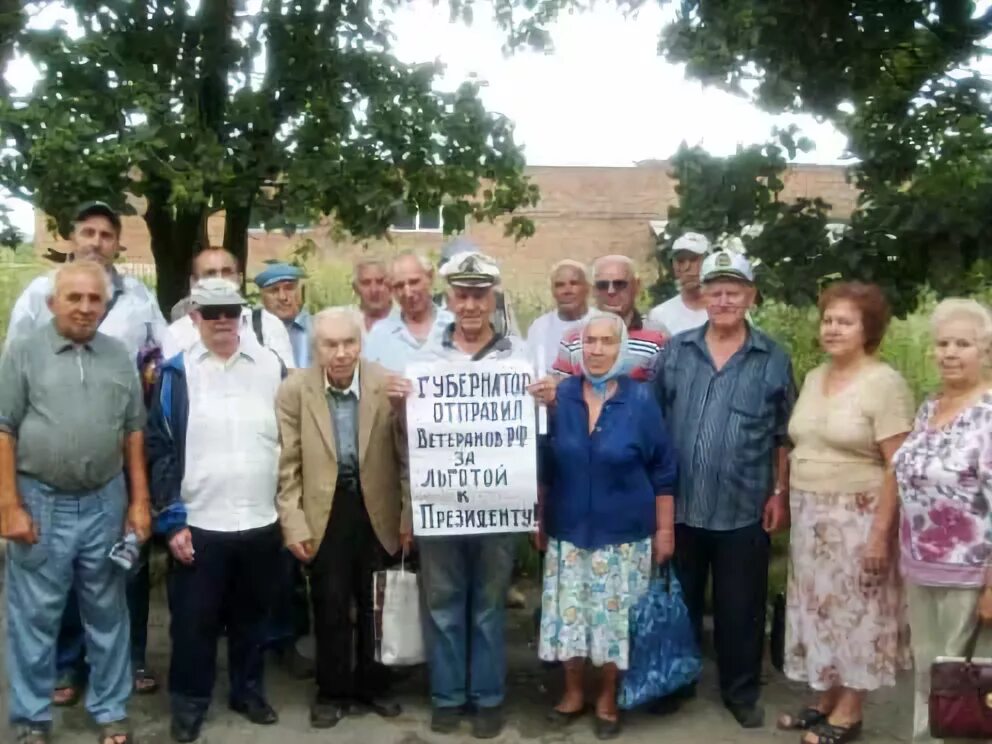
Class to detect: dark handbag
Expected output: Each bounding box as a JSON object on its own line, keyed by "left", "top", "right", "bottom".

{"left": 929, "top": 623, "right": 992, "bottom": 739}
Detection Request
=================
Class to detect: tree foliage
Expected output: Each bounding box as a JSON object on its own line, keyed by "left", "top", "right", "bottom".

{"left": 0, "top": 0, "right": 539, "bottom": 311}
{"left": 658, "top": 0, "right": 992, "bottom": 312}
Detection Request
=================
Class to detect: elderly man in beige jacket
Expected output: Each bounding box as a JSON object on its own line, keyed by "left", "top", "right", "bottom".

{"left": 275, "top": 307, "right": 410, "bottom": 730}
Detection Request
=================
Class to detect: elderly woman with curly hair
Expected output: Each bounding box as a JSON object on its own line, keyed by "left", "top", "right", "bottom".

{"left": 779, "top": 282, "right": 915, "bottom": 744}
{"left": 893, "top": 298, "right": 992, "bottom": 744}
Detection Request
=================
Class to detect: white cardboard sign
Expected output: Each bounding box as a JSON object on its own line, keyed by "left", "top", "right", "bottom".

{"left": 406, "top": 358, "right": 538, "bottom": 536}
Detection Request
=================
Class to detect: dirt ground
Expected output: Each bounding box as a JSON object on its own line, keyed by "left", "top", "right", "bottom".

{"left": 0, "top": 576, "right": 915, "bottom": 744}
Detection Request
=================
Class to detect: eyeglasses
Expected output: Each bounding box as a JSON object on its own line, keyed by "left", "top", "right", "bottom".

{"left": 594, "top": 279, "right": 630, "bottom": 292}
{"left": 199, "top": 305, "right": 242, "bottom": 321}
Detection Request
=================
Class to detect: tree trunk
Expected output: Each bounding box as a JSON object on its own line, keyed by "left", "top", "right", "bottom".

{"left": 145, "top": 191, "right": 209, "bottom": 316}
{"left": 223, "top": 198, "right": 253, "bottom": 289}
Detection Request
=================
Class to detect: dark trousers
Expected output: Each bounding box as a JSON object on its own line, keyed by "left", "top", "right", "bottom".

{"left": 310, "top": 475, "right": 388, "bottom": 703}
{"left": 673, "top": 522, "right": 770, "bottom": 709}
{"left": 166, "top": 522, "right": 282, "bottom": 718}
{"left": 56, "top": 543, "right": 151, "bottom": 683}
{"left": 264, "top": 549, "right": 311, "bottom": 649}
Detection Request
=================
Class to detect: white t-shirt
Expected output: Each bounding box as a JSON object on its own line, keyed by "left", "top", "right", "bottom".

{"left": 646, "top": 296, "right": 708, "bottom": 336}
{"left": 526, "top": 310, "right": 590, "bottom": 374}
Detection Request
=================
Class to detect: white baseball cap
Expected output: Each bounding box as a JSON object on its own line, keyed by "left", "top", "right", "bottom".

{"left": 671, "top": 232, "right": 711, "bottom": 256}
{"left": 190, "top": 277, "right": 246, "bottom": 306}
{"left": 700, "top": 250, "right": 755, "bottom": 284}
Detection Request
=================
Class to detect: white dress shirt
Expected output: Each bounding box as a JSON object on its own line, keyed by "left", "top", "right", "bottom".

{"left": 4, "top": 271, "right": 167, "bottom": 359}
{"left": 162, "top": 307, "right": 295, "bottom": 368}
{"left": 181, "top": 341, "right": 283, "bottom": 532}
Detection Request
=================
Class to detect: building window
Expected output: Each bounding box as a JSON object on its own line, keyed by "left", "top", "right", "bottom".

{"left": 247, "top": 209, "right": 314, "bottom": 234}
{"left": 392, "top": 205, "right": 443, "bottom": 233}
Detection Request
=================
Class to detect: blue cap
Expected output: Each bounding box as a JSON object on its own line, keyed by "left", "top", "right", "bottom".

{"left": 253, "top": 262, "right": 306, "bottom": 288}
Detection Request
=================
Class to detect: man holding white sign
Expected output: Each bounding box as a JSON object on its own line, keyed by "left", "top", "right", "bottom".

{"left": 388, "top": 251, "right": 535, "bottom": 740}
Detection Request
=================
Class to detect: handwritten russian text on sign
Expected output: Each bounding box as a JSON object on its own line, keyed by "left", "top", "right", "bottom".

{"left": 406, "top": 359, "right": 538, "bottom": 536}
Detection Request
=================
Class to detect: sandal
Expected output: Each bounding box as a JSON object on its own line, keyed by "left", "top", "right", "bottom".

{"left": 98, "top": 719, "right": 133, "bottom": 744}
{"left": 803, "top": 720, "right": 863, "bottom": 744}
{"left": 15, "top": 724, "right": 50, "bottom": 744}
{"left": 133, "top": 667, "right": 159, "bottom": 695}
{"left": 52, "top": 683, "right": 81, "bottom": 707}
{"left": 778, "top": 706, "right": 828, "bottom": 730}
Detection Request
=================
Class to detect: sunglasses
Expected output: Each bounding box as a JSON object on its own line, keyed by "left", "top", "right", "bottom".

{"left": 594, "top": 279, "right": 630, "bottom": 292}
{"left": 199, "top": 304, "right": 242, "bottom": 321}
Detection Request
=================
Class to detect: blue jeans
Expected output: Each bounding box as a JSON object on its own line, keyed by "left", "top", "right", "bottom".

{"left": 56, "top": 545, "right": 150, "bottom": 685}
{"left": 6, "top": 475, "right": 131, "bottom": 726}
{"left": 418, "top": 534, "right": 517, "bottom": 710}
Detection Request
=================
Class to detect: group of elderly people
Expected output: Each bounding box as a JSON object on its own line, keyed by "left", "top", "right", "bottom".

{"left": 0, "top": 203, "right": 990, "bottom": 744}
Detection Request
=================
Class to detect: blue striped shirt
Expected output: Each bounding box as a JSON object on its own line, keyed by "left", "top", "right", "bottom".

{"left": 652, "top": 324, "right": 796, "bottom": 531}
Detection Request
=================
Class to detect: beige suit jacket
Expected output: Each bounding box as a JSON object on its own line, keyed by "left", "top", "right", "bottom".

{"left": 275, "top": 359, "right": 410, "bottom": 556}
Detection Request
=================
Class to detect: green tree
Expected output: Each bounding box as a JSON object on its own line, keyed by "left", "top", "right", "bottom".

{"left": 658, "top": 0, "right": 992, "bottom": 311}
{"left": 0, "top": 1, "right": 538, "bottom": 312}
{"left": 654, "top": 128, "right": 847, "bottom": 309}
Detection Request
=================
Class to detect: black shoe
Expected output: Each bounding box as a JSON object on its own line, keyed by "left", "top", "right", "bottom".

{"left": 472, "top": 706, "right": 504, "bottom": 739}
{"left": 310, "top": 700, "right": 347, "bottom": 729}
{"left": 545, "top": 705, "right": 587, "bottom": 726}
{"left": 170, "top": 716, "right": 203, "bottom": 743}
{"left": 351, "top": 696, "right": 402, "bottom": 718}
{"left": 594, "top": 715, "right": 622, "bottom": 740}
{"left": 727, "top": 703, "right": 765, "bottom": 729}
{"left": 229, "top": 697, "right": 279, "bottom": 725}
{"left": 431, "top": 707, "right": 463, "bottom": 734}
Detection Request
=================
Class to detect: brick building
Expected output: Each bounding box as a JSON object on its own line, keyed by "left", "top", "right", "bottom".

{"left": 33, "top": 161, "right": 856, "bottom": 289}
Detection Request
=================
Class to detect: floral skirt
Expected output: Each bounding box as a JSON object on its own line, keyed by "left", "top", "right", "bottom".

{"left": 784, "top": 487, "right": 912, "bottom": 691}
{"left": 538, "top": 537, "right": 652, "bottom": 670}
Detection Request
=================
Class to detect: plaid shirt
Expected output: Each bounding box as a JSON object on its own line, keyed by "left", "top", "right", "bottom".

{"left": 652, "top": 324, "right": 796, "bottom": 531}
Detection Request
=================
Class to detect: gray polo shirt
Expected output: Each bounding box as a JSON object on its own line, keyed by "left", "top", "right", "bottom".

{"left": 0, "top": 322, "right": 146, "bottom": 492}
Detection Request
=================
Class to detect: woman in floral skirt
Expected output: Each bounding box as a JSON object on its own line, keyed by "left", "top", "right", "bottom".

{"left": 893, "top": 298, "right": 992, "bottom": 744}
{"left": 536, "top": 311, "right": 677, "bottom": 740}
{"left": 780, "top": 282, "right": 914, "bottom": 744}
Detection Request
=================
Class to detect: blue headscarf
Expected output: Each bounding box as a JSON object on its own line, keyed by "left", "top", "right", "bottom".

{"left": 578, "top": 311, "right": 630, "bottom": 398}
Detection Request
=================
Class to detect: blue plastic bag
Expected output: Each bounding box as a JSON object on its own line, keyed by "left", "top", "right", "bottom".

{"left": 618, "top": 566, "right": 703, "bottom": 710}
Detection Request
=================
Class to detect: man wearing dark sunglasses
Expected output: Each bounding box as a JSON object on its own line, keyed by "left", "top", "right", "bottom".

{"left": 543, "top": 255, "right": 666, "bottom": 388}
{"left": 146, "top": 278, "right": 286, "bottom": 743}
{"left": 161, "top": 247, "right": 294, "bottom": 370}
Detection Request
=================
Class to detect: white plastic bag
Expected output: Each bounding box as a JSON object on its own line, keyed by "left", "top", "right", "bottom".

{"left": 373, "top": 560, "right": 425, "bottom": 666}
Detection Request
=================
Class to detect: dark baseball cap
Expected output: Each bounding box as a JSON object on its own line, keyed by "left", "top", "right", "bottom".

{"left": 74, "top": 201, "right": 122, "bottom": 233}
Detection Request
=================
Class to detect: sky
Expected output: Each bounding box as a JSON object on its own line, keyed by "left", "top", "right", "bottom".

{"left": 0, "top": 0, "right": 853, "bottom": 237}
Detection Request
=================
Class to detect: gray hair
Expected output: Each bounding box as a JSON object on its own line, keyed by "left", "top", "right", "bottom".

{"left": 591, "top": 254, "right": 638, "bottom": 281}
{"left": 391, "top": 250, "right": 434, "bottom": 276}
{"left": 313, "top": 306, "right": 365, "bottom": 343}
{"left": 931, "top": 299, "right": 992, "bottom": 353}
{"left": 49, "top": 261, "right": 112, "bottom": 302}
{"left": 352, "top": 255, "right": 388, "bottom": 283}
{"left": 551, "top": 259, "right": 589, "bottom": 283}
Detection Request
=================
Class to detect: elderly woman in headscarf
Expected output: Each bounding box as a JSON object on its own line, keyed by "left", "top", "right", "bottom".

{"left": 536, "top": 311, "right": 678, "bottom": 740}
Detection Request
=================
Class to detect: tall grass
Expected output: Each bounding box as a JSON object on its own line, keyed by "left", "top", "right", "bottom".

{"left": 0, "top": 255, "right": 966, "bottom": 400}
